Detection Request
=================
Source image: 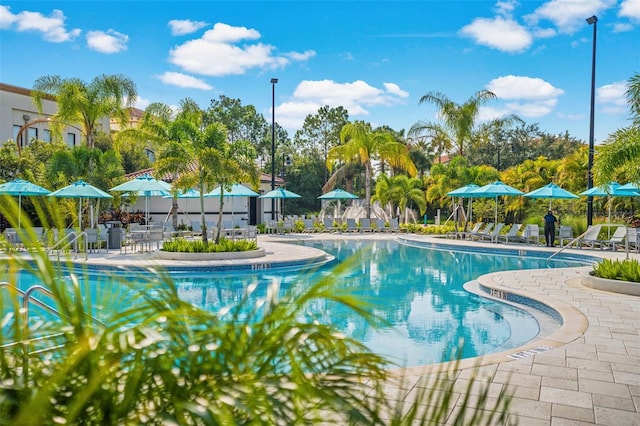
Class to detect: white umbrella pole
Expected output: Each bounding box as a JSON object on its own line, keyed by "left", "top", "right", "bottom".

{"left": 494, "top": 195, "right": 498, "bottom": 226}
{"left": 18, "top": 195, "right": 22, "bottom": 229}
{"left": 78, "top": 197, "right": 83, "bottom": 230}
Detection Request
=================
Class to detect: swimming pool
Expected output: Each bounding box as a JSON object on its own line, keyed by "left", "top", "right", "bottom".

{"left": 5, "top": 239, "right": 588, "bottom": 367}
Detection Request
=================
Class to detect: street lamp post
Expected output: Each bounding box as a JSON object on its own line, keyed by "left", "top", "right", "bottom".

{"left": 270, "top": 78, "right": 278, "bottom": 220}
{"left": 586, "top": 15, "right": 597, "bottom": 227}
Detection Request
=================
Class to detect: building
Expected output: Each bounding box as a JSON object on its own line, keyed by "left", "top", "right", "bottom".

{"left": 0, "top": 82, "right": 106, "bottom": 149}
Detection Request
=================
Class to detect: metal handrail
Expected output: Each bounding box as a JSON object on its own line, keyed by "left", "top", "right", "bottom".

{"left": 546, "top": 229, "right": 588, "bottom": 266}
{"left": 47, "top": 230, "right": 88, "bottom": 261}
{"left": 0, "top": 282, "right": 104, "bottom": 354}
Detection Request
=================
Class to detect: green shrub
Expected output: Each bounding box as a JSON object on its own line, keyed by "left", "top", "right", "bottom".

{"left": 593, "top": 259, "right": 640, "bottom": 283}
{"left": 161, "top": 238, "right": 258, "bottom": 253}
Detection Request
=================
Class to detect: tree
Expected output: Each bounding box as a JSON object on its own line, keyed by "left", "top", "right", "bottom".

{"left": 410, "top": 89, "right": 497, "bottom": 157}
{"left": 293, "top": 105, "right": 349, "bottom": 182}
{"left": 326, "top": 121, "right": 417, "bottom": 217}
{"left": 32, "top": 74, "right": 137, "bottom": 149}
{"left": 372, "top": 175, "right": 426, "bottom": 223}
{"left": 127, "top": 99, "right": 259, "bottom": 243}
{"left": 205, "top": 95, "right": 269, "bottom": 155}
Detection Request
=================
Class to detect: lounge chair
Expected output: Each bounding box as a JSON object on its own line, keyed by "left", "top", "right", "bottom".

{"left": 388, "top": 217, "right": 406, "bottom": 233}
{"left": 302, "top": 219, "right": 316, "bottom": 233}
{"left": 627, "top": 227, "right": 638, "bottom": 253}
{"left": 579, "top": 225, "right": 603, "bottom": 249}
{"left": 375, "top": 218, "right": 388, "bottom": 233}
{"left": 595, "top": 226, "right": 627, "bottom": 251}
{"left": 471, "top": 223, "right": 493, "bottom": 241}
{"left": 345, "top": 218, "right": 358, "bottom": 233}
{"left": 359, "top": 218, "right": 373, "bottom": 232}
{"left": 481, "top": 223, "right": 504, "bottom": 242}
{"left": 498, "top": 224, "right": 521, "bottom": 244}
{"left": 459, "top": 223, "right": 482, "bottom": 240}
{"left": 322, "top": 218, "right": 339, "bottom": 233}
{"left": 190, "top": 220, "right": 203, "bottom": 236}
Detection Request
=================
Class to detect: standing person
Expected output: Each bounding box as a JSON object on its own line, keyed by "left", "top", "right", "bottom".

{"left": 543, "top": 210, "right": 558, "bottom": 247}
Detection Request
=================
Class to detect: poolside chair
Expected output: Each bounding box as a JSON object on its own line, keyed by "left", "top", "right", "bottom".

{"left": 521, "top": 224, "right": 540, "bottom": 245}
{"left": 190, "top": 220, "right": 202, "bottom": 236}
{"left": 359, "top": 218, "right": 373, "bottom": 232}
{"left": 627, "top": 227, "right": 638, "bottom": 253}
{"left": 388, "top": 217, "right": 406, "bottom": 233}
{"left": 600, "top": 226, "right": 627, "bottom": 251}
{"left": 84, "top": 228, "right": 106, "bottom": 253}
{"left": 498, "top": 224, "right": 522, "bottom": 244}
{"left": 471, "top": 223, "right": 493, "bottom": 241}
{"left": 302, "top": 219, "right": 317, "bottom": 233}
{"left": 345, "top": 218, "right": 358, "bottom": 233}
{"left": 375, "top": 218, "right": 387, "bottom": 233}
{"left": 558, "top": 225, "right": 574, "bottom": 247}
{"left": 481, "top": 223, "right": 504, "bottom": 243}
{"left": 460, "top": 222, "right": 482, "bottom": 240}
{"left": 579, "top": 224, "right": 603, "bottom": 249}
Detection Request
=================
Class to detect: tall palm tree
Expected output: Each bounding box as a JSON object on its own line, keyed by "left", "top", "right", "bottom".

{"left": 326, "top": 121, "right": 417, "bottom": 217}
{"left": 32, "top": 74, "right": 137, "bottom": 149}
{"left": 410, "top": 90, "right": 497, "bottom": 157}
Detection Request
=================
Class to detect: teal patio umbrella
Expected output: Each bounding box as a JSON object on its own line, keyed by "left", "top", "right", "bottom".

{"left": 110, "top": 173, "right": 172, "bottom": 225}
{"left": 318, "top": 188, "right": 358, "bottom": 217}
{"left": 206, "top": 184, "right": 260, "bottom": 224}
{"left": 524, "top": 183, "right": 579, "bottom": 209}
{"left": 0, "top": 178, "right": 50, "bottom": 228}
{"left": 164, "top": 188, "right": 201, "bottom": 223}
{"left": 49, "top": 180, "right": 112, "bottom": 229}
{"left": 471, "top": 181, "right": 524, "bottom": 226}
{"left": 260, "top": 188, "right": 301, "bottom": 221}
{"left": 447, "top": 184, "right": 479, "bottom": 224}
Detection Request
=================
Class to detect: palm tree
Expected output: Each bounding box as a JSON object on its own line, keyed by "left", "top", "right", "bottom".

{"left": 594, "top": 73, "right": 640, "bottom": 185}
{"left": 410, "top": 90, "right": 497, "bottom": 157}
{"left": 326, "top": 121, "right": 417, "bottom": 217}
{"left": 390, "top": 175, "right": 427, "bottom": 224}
{"left": 32, "top": 74, "right": 137, "bottom": 149}
{"left": 207, "top": 139, "right": 259, "bottom": 243}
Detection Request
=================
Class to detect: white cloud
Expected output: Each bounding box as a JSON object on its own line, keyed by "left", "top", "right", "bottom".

{"left": 487, "top": 75, "right": 564, "bottom": 100}
{"left": 168, "top": 19, "right": 208, "bottom": 36}
{"left": 484, "top": 75, "right": 564, "bottom": 118}
{"left": 276, "top": 80, "right": 409, "bottom": 131}
{"left": 613, "top": 22, "right": 634, "bottom": 32}
{"left": 383, "top": 82, "right": 409, "bottom": 98}
{"left": 459, "top": 16, "right": 532, "bottom": 52}
{"left": 135, "top": 96, "right": 151, "bottom": 111}
{"left": 597, "top": 81, "right": 628, "bottom": 113}
{"left": 86, "top": 30, "right": 128, "bottom": 54}
{"left": 526, "top": 0, "right": 617, "bottom": 34}
{"left": 168, "top": 22, "right": 315, "bottom": 76}
{"left": 157, "top": 72, "right": 212, "bottom": 90}
{"left": 620, "top": 0, "right": 640, "bottom": 20}
{"left": 0, "top": 6, "right": 80, "bottom": 42}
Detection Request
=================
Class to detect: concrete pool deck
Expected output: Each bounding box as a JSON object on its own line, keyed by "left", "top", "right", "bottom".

{"left": 11, "top": 233, "right": 640, "bottom": 424}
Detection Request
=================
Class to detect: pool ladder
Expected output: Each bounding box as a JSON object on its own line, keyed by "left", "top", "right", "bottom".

{"left": 0, "top": 282, "right": 103, "bottom": 355}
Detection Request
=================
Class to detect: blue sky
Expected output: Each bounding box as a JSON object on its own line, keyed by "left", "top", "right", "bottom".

{"left": 1, "top": 1, "right": 639, "bottom": 145}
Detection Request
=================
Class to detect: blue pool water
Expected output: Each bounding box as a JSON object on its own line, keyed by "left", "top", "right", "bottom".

{"left": 5, "top": 239, "right": 587, "bottom": 367}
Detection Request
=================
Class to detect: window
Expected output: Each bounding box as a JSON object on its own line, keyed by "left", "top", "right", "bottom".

{"left": 12, "top": 125, "right": 21, "bottom": 144}
{"left": 27, "top": 127, "right": 37, "bottom": 143}
{"left": 67, "top": 132, "right": 76, "bottom": 147}
{"left": 43, "top": 129, "right": 51, "bottom": 142}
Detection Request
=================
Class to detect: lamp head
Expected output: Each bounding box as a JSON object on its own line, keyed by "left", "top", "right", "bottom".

{"left": 271, "top": 78, "right": 278, "bottom": 84}
{"left": 586, "top": 15, "right": 597, "bottom": 25}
